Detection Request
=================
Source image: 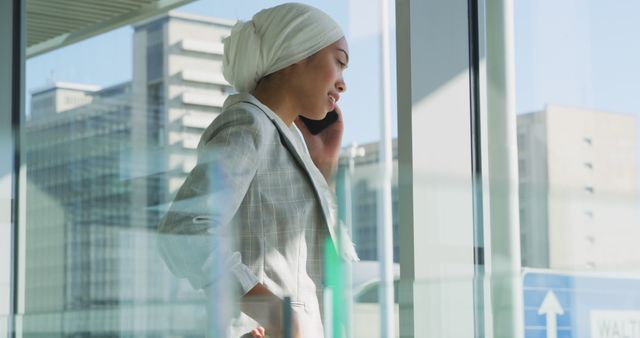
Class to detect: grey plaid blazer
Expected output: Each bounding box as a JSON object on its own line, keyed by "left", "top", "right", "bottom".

{"left": 158, "top": 93, "right": 357, "bottom": 337}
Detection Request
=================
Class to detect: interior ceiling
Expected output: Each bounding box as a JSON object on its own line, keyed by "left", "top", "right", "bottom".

{"left": 26, "top": 0, "right": 195, "bottom": 57}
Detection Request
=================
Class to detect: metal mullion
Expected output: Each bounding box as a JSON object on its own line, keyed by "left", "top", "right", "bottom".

{"left": 485, "top": 1, "right": 524, "bottom": 337}
{"left": 10, "top": 0, "right": 25, "bottom": 338}
{"left": 467, "top": 0, "right": 487, "bottom": 337}
{"left": 397, "top": 0, "right": 477, "bottom": 337}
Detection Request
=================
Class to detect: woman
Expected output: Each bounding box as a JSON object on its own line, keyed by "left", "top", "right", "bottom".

{"left": 158, "top": 3, "right": 357, "bottom": 338}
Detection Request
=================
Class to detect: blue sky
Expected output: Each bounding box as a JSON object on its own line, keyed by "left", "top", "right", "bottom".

{"left": 25, "top": 0, "right": 640, "bottom": 145}
{"left": 514, "top": 0, "right": 640, "bottom": 115}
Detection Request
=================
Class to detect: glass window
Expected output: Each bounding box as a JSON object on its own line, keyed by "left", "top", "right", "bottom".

{"left": 20, "top": 0, "right": 397, "bottom": 337}
{"left": 515, "top": 0, "right": 640, "bottom": 272}
{"left": 514, "top": 1, "right": 640, "bottom": 337}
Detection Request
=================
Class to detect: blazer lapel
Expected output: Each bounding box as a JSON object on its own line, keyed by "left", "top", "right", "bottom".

{"left": 240, "top": 96, "right": 338, "bottom": 247}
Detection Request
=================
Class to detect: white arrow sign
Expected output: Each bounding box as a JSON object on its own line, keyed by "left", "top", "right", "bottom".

{"left": 538, "top": 290, "right": 565, "bottom": 338}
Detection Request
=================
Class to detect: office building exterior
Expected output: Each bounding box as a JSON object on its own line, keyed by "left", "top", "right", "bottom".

{"left": 24, "top": 12, "right": 233, "bottom": 337}
{"left": 346, "top": 104, "right": 640, "bottom": 272}
{"left": 518, "top": 105, "right": 640, "bottom": 271}
{"left": 340, "top": 140, "right": 399, "bottom": 263}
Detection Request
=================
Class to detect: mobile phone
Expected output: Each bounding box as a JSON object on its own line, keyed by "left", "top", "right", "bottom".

{"left": 299, "top": 110, "right": 338, "bottom": 135}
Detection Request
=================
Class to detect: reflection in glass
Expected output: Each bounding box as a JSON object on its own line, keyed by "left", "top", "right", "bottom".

{"left": 23, "top": 12, "right": 234, "bottom": 337}
{"left": 515, "top": 0, "right": 640, "bottom": 273}
{"left": 517, "top": 106, "right": 639, "bottom": 271}
{"left": 21, "top": 1, "right": 397, "bottom": 336}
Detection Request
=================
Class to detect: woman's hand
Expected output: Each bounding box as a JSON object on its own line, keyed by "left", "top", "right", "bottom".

{"left": 242, "top": 326, "right": 265, "bottom": 338}
{"left": 243, "top": 326, "right": 265, "bottom": 338}
{"left": 241, "top": 283, "right": 302, "bottom": 338}
{"left": 294, "top": 106, "right": 344, "bottom": 185}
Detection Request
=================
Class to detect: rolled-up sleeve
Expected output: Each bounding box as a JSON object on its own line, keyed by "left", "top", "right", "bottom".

{"left": 157, "top": 108, "right": 263, "bottom": 295}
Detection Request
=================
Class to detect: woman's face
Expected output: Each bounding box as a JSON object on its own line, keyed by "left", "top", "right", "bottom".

{"left": 292, "top": 37, "right": 349, "bottom": 120}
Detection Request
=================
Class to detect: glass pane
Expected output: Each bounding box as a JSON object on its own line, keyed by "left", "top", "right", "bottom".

{"left": 514, "top": 1, "right": 640, "bottom": 336}
{"left": 22, "top": 0, "right": 397, "bottom": 337}
{"left": 0, "top": 131, "right": 11, "bottom": 337}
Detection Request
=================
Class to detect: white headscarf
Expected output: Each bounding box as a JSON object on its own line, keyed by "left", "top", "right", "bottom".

{"left": 222, "top": 3, "right": 344, "bottom": 93}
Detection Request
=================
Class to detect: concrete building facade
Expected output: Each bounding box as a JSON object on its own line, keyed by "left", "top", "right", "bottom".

{"left": 24, "top": 12, "right": 233, "bottom": 337}
{"left": 518, "top": 105, "right": 640, "bottom": 271}
{"left": 339, "top": 140, "right": 399, "bottom": 263}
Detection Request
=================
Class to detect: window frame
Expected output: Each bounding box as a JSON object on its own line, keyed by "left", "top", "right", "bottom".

{"left": 1, "top": 0, "right": 25, "bottom": 336}
{"left": 3, "top": 0, "right": 526, "bottom": 337}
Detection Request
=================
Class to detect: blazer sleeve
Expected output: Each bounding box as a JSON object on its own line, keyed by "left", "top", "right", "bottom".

{"left": 157, "top": 107, "right": 264, "bottom": 295}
